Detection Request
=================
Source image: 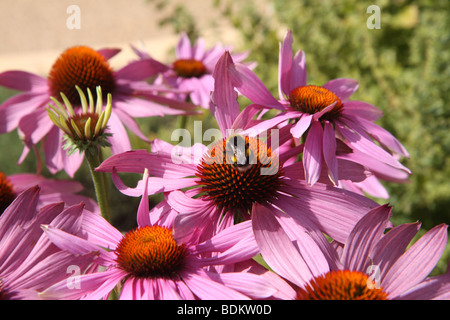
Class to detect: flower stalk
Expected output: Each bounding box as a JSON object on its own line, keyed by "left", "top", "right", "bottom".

{"left": 47, "top": 85, "right": 113, "bottom": 221}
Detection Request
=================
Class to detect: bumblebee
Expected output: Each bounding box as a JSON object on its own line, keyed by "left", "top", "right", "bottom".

{"left": 225, "top": 134, "right": 254, "bottom": 172}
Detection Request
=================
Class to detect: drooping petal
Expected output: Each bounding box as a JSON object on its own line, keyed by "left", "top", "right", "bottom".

{"left": 0, "top": 92, "right": 49, "bottom": 133}
{"left": 181, "top": 268, "right": 250, "bottom": 300}
{"left": 290, "top": 113, "right": 312, "bottom": 138}
{"left": 252, "top": 204, "right": 314, "bottom": 287}
{"left": 303, "top": 120, "right": 324, "bottom": 185}
{"left": 322, "top": 121, "right": 338, "bottom": 185}
{"left": 276, "top": 183, "right": 378, "bottom": 243}
{"left": 106, "top": 111, "right": 132, "bottom": 154}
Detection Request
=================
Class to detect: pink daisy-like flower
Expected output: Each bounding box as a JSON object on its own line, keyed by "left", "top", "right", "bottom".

{"left": 96, "top": 51, "right": 379, "bottom": 248}
{"left": 133, "top": 31, "right": 252, "bottom": 109}
{"left": 226, "top": 30, "right": 411, "bottom": 197}
{"left": 0, "top": 46, "right": 197, "bottom": 177}
{"left": 38, "top": 170, "right": 278, "bottom": 300}
{"left": 253, "top": 203, "right": 449, "bottom": 300}
{"left": 0, "top": 171, "right": 98, "bottom": 214}
{"left": 0, "top": 186, "right": 100, "bottom": 300}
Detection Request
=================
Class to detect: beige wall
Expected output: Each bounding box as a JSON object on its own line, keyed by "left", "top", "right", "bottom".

{"left": 0, "top": 0, "right": 239, "bottom": 75}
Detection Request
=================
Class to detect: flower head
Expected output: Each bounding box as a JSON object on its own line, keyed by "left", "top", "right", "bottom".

{"left": 133, "top": 32, "right": 252, "bottom": 109}
{"left": 39, "top": 170, "right": 278, "bottom": 300}
{"left": 226, "top": 30, "right": 411, "bottom": 197}
{"left": 47, "top": 85, "right": 112, "bottom": 155}
{"left": 254, "top": 203, "right": 450, "bottom": 300}
{"left": 0, "top": 46, "right": 197, "bottom": 177}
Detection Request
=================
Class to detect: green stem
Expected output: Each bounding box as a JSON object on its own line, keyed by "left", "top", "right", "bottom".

{"left": 85, "top": 147, "right": 111, "bottom": 222}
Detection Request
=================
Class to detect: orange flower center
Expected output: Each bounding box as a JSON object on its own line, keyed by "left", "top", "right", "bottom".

{"left": 289, "top": 85, "right": 343, "bottom": 120}
{"left": 173, "top": 59, "right": 208, "bottom": 78}
{"left": 0, "top": 172, "right": 16, "bottom": 214}
{"left": 115, "top": 225, "right": 187, "bottom": 279}
{"left": 48, "top": 46, "right": 115, "bottom": 104}
{"left": 296, "top": 270, "right": 388, "bottom": 300}
{"left": 196, "top": 135, "right": 283, "bottom": 215}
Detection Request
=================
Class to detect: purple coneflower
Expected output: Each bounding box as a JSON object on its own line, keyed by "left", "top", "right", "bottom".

{"left": 0, "top": 186, "right": 99, "bottom": 300}
{"left": 0, "top": 171, "right": 98, "bottom": 214}
{"left": 252, "top": 203, "right": 449, "bottom": 300}
{"left": 133, "top": 31, "right": 252, "bottom": 109}
{"left": 39, "top": 170, "right": 277, "bottom": 300}
{"left": 226, "top": 30, "right": 411, "bottom": 198}
{"left": 96, "top": 51, "right": 379, "bottom": 248}
{"left": 0, "top": 46, "right": 197, "bottom": 177}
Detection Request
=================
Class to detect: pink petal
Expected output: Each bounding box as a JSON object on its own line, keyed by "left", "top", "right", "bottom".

{"left": 181, "top": 269, "right": 250, "bottom": 300}
{"left": 228, "top": 62, "right": 284, "bottom": 110}
{"left": 383, "top": 223, "right": 448, "bottom": 298}
{"left": 322, "top": 121, "right": 338, "bottom": 185}
{"left": 252, "top": 204, "right": 314, "bottom": 287}
{"left": 18, "top": 108, "right": 54, "bottom": 145}
{"left": 114, "top": 58, "right": 169, "bottom": 81}
{"left": 278, "top": 30, "right": 294, "bottom": 98}
{"left": 97, "top": 48, "right": 121, "bottom": 60}
{"left": 323, "top": 78, "right": 359, "bottom": 100}
{"left": 371, "top": 221, "right": 421, "bottom": 280}
{"left": 341, "top": 100, "right": 383, "bottom": 121}
{"left": 290, "top": 113, "right": 312, "bottom": 138}
{"left": 211, "top": 51, "right": 240, "bottom": 135}
{"left": 0, "top": 70, "right": 48, "bottom": 92}
{"left": 341, "top": 204, "right": 392, "bottom": 271}
{"left": 275, "top": 185, "right": 378, "bottom": 243}
{"left": 290, "top": 49, "right": 307, "bottom": 92}
{"left": 0, "top": 92, "right": 48, "bottom": 133}
{"left": 107, "top": 111, "right": 132, "bottom": 154}
{"left": 176, "top": 32, "right": 192, "bottom": 59}
{"left": 303, "top": 120, "right": 324, "bottom": 185}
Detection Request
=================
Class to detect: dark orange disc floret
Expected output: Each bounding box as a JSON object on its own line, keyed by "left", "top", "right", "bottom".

{"left": 296, "top": 270, "right": 388, "bottom": 300}
{"left": 115, "top": 225, "right": 187, "bottom": 279}
{"left": 0, "top": 172, "right": 16, "bottom": 214}
{"left": 48, "top": 46, "right": 115, "bottom": 104}
{"left": 173, "top": 59, "right": 208, "bottom": 78}
{"left": 289, "top": 85, "right": 343, "bottom": 121}
{"left": 196, "top": 136, "right": 283, "bottom": 215}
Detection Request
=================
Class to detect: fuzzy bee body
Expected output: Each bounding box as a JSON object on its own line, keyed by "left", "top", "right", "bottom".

{"left": 225, "top": 134, "right": 254, "bottom": 172}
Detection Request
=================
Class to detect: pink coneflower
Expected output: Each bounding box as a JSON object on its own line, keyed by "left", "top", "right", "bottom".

{"left": 39, "top": 170, "right": 277, "bottom": 300}
{"left": 0, "top": 186, "right": 99, "bottom": 300}
{"left": 96, "top": 51, "right": 379, "bottom": 248}
{"left": 132, "top": 31, "right": 252, "bottom": 109}
{"left": 252, "top": 203, "right": 449, "bottom": 300}
{"left": 0, "top": 46, "right": 197, "bottom": 177}
{"left": 226, "top": 30, "right": 411, "bottom": 197}
{"left": 0, "top": 171, "right": 98, "bottom": 214}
